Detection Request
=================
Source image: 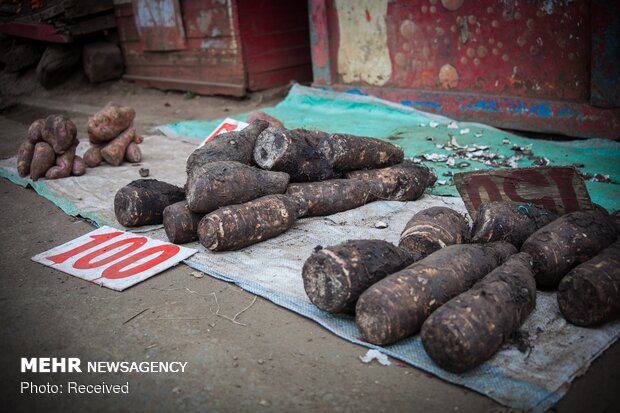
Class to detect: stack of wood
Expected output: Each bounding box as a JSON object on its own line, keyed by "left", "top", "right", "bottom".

{"left": 83, "top": 103, "right": 142, "bottom": 168}
{"left": 113, "top": 119, "right": 436, "bottom": 250}
{"left": 302, "top": 201, "right": 619, "bottom": 373}
{"left": 17, "top": 115, "right": 85, "bottom": 180}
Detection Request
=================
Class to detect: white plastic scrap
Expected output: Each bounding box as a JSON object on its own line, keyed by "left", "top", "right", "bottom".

{"left": 360, "top": 349, "right": 391, "bottom": 366}
{"left": 422, "top": 153, "right": 449, "bottom": 162}
{"left": 474, "top": 132, "right": 483, "bottom": 138}
{"left": 374, "top": 221, "right": 388, "bottom": 229}
{"left": 459, "top": 128, "right": 470, "bottom": 135}
{"left": 429, "top": 121, "right": 439, "bottom": 128}
{"left": 447, "top": 121, "right": 459, "bottom": 129}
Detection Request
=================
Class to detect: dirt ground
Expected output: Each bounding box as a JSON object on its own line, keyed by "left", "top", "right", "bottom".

{"left": 0, "top": 72, "right": 618, "bottom": 413}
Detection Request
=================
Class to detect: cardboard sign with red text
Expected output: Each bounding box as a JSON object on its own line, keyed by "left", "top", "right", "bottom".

{"left": 454, "top": 166, "right": 594, "bottom": 218}
{"left": 197, "top": 118, "right": 249, "bottom": 148}
{"left": 31, "top": 226, "right": 197, "bottom": 291}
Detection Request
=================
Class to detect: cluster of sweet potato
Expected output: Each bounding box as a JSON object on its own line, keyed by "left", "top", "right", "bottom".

{"left": 17, "top": 116, "right": 86, "bottom": 180}
{"left": 83, "top": 103, "right": 142, "bottom": 168}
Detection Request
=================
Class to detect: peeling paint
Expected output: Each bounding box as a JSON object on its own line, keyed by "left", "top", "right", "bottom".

{"left": 335, "top": 0, "right": 392, "bottom": 86}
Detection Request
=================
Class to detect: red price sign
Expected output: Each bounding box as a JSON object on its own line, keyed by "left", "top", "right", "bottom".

{"left": 31, "top": 226, "right": 197, "bottom": 291}
{"left": 198, "top": 118, "right": 249, "bottom": 148}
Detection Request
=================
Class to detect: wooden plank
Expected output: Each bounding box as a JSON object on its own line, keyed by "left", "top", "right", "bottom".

{"left": 123, "top": 74, "right": 245, "bottom": 96}
{"left": 116, "top": 15, "right": 140, "bottom": 42}
{"left": 242, "top": 29, "right": 310, "bottom": 55}
{"left": 133, "top": 0, "right": 187, "bottom": 51}
{"left": 245, "top": 46, "right": 311, "bottom": 73}
{"left": 182, "top": 0, "right": 233, "bottom": 39}
{"left": 453, "top": 166, "right": 594, "bottom": 218}
{"left": 125, "top": 63, "right": 243, "bottom": 85}
{"left": 248, "top": 65, "right": 313, "bottom": 91}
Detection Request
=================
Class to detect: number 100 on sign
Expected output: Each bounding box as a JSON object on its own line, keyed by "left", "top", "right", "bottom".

{"left": 31, "top": 226, "right": 197, "bottom": 291}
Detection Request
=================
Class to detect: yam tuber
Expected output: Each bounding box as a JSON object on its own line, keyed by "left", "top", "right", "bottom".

{"left": 521, "top": 210, "right": 617, "bottom": 289}
{"left": 83, "top": 144, "right": 103, "bottom": 167}
{"left": 42, "top": 115, "right": 77, "bottom": 154}
{"left": 285, "top": 179, "right": 373, "bottom": 217}
{"left": 186, "top": 119, "right": 269, "bottom": 172}
{"left": 421, "top": 252, "right": 536, "bottom": 373}
{"left": 27, "top": 119, "right": 45, "bottom": 144}
{"left": 17, "top": 140, "right": 35, "bottom": 177}
{"left": 101, "top": 127, "right": 136, "bottom": 166}
{"left": 45, "top": 139, "right": 76, "bottom": 179}
{"left": 186, "top": 161, "right": 289, "bottom": 214}
{"left": 557, "top": 240, "right": 620, "bottom": 326}
{"left": 247, "top": 111, "right": 284, "bottom": 128}
{"left": 302, "top": 240, "right": 419, "bottom": 313}
{"left": 125, "top": 141, "right": 142, "bottom": 163}
{"left": 399, "top": 207, "right": 470, "bottom": 258}
{"left": 346, "top": 162, "right": 436, "bottom": 202}
{"left": 471, "top": 201, "right": 557, "bottom": 248}
{"left": 29, "top": 142, "right": 56, "bottom": 181}
{"left": 87, "top": 103, "right": 136, "bottom": 143}
{"left": 72, "top": 156, "right": 86, "bottom": 176}
{"left": 114, "top": 179, "right": 185, "bottom": 227}
{"left": 356, "top": 242, "right": 517, "bottom": 345}
{"left": 197, "top": 194, "right": 298, "bottom": 251}
{"left": 253, "top": 127, "right": 335, "bottom": 182}
{"left": 163, "top": 201, "right": 203, "bottom": 244}
{"left": 318, "top": 133, "right": 404, "bottom": 172}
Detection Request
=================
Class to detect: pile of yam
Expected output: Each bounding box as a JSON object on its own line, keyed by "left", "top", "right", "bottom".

{"left": 114, "top": 118, "right": 436, "bottom": 252}
{"left": 83, "top": 103, "right": 143, "bottom": 168}
{"left": 17, "top": 116, "right": 85, "bottom": 180}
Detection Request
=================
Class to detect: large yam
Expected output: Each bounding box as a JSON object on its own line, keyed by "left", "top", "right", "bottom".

{"left": 45, "top": 140, "right": 77, "bottom": 179}
{"left": 186, "top": 161, "right": 289, "bottom": 214}
{"left": 87, "top": 103, "right": 136, "bottom": 143}
{"left": 30, "top": 142, "right": 56, "bottom": 181}
{"left": 557, "top": 240, "right": 620, "bottom": 326}
{"left": 471, "top": 201, "right": 557, "bottom": 248}
{"left": 521, "top": 210, "right": 617, "bottom": 289}
{"left": 253, "top": 127, "right": 334, "bottom": 182}
{"left": 101, "top": 127, "right": 136, "bottom": 166}
{"left": 399, "top": 207, "right": 470, "bottom": 258}
{"left": 186, "top": 119, "right": 269, "bottom": 172}
{"left": 346, "top": 162, "right": 436, "bottom": 201}
{"left": 302, "top": 240, "right": 419, "bottom": 313}
{"left": 197, "top": 195, "right": 298, "bottom": 251}
{"left": 356, "top": 242, "right": 517, "bottom": 345}
{"left": 42, "top": 115, "right": 77, "bottom": 154}
{"left": 286, "top": 179, "right": 373, "bottom": 217}
{"left": 83, "top": 144, "right": 104, "bottom": 167}
{"left": 114, "top": 179, "right": 185, "bottom": 227}
{"left": 421, "top": 253, "right": 536, "bottom": 373}
{"left": 318, "top": 134, "right": 404, "bottom": 171}
{"left": 163, "top": 201, "right": 203, "bottom": 244}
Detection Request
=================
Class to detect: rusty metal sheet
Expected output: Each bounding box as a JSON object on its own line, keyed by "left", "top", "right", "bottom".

{"left": 132, "top": 0, "right": 187, "bottom": 51}
{"left": 454, "top": 166, "right": 593, "bottom": 218}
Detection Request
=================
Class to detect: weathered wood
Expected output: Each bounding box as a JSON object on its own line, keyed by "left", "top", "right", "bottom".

{"left": 454, "top": 166, "right": 593, "bottom": 218}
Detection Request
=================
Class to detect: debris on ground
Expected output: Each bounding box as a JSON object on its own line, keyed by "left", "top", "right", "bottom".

{"left": 359, "top": 349, "right": 391, "bottom": 366}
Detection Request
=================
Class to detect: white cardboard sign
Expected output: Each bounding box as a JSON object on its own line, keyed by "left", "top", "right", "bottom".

{"left": 31, "top": 226, "right": 197, "bottom": 291}
{"left": 197, "top": 117, "right": 249, "bottom": 148}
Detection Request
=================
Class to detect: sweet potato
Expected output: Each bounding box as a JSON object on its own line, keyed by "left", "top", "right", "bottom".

{"left": 125, "top": 141, "right": 142, "bottom": 163}
{"left": 197, "top": 194, "right": 298, "bottom": 251}
{"left": 83, "top": 144, "right": 104, "bottom": 167}
{"left": 471, "top": 201, "right": 557, "bottom": 248}
{"left": 421, "top": 252, "right": 536, "bottom": 373}
{"left": 557, "top": 240, "right": 620, "bottom": 326}
{"left": 346, "top": 162, "right": 436, "bottom": 201}
{"left": 247, "top": 111, "right": 284, "bottom": 128}
{"left": 17, "top": 140, "right": 35, "bottom": 177}
{"left": 26, "top": 119, "right": 45, "bottom": 144}
{"left": 72, "top": 156, "right": 86, "bottom": 176}
{"left": 356, "top": 241, "right": 517, "bottom": 345}
{"left": 114, "top": 179, "right": 185, "bottom": 227}
{"left": 87, "top": 103, "right": 136, "bottom": 143}
{"left": 186, "top": 161, "right": 289, "bottom": 213}
{"left": 521, "top": 210, "right": 617, "bottom": 289}
{"left": 253, "top": 127, "right": 335, "bottom": 182}
{"left": 186, "top": 119, "right": 269, "bottom": 172}
{"left": 42, "top": 115, "right": 77, "bottom": 154}
{"left": 45, "top": 139, "right": 76, "bottom": 179}
{"left": 302, "top": 240, "right": 419, "bottom": 313}
{"left": 29, "top": 142, "right": 56, "bottom": 181}
{"left": 163, "top": 201, "right": 203, "bottom": 244}
{"left": 318, "top": 133, "right": 404, "bottom": 171}
{"left": 101, "top": 127, "right": 136, "bottom": 166}
{"left": 399, "top": 207, "right": 470, "bottom": 258}
{"left": 285, "top": 179, "right": 373, "bottom": 217}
